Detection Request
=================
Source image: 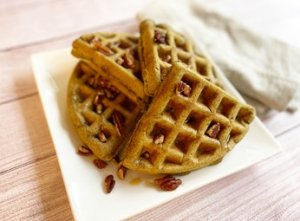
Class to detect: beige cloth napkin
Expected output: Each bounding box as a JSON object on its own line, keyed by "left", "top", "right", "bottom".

{"left": 137, "top": 0, "right": 300, "bottom": 116}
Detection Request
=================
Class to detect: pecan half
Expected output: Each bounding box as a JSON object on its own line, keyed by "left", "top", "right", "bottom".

{"left": 112, "top": 112, "right": 124, "bottom": 136}
{"left": 154, "top": 30, "right": 167, "bottom": 44}
{"left": 121, "top": 50, "right": 136, "bottom": 69}
{"left": 154, "top": 175, "right": 182, "bottom": 191}
{"left": 176, "top": 81, "right": 191, "bottom": 97}
{"left": 153, "top": 134, "right": 165, "bottom": 144}
{"left": 117, "top": 165, "right": 127, "bottom": 180}
{"left": 206, "top": 122, "right": 221, "bottom": 138}
{"left": 93, "top": 159, "right": 107, "bottom": 169}
{"left": 77, "top": 145, "right": 92, "bottom": 156}
{"left": 104, "top": 175, "right": 115, "bottom": 194}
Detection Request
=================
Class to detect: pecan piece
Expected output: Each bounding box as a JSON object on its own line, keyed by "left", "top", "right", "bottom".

{"left": 93, "top": 91, "right": 105, "bottom": 106}
{"left": 161, "top": 54, "right": 172, "bottom": 63}
{"left": 104, "top": 175, "right": 115, "bottom": 194}
{"left": 206, "top": 122, "right": 221, "bottom": 138}
{"left": 154, "top": 30, "right": 167, "bottom": 44}
{"left": 141, "top": 151, "right": 151, "bottom": 159}
{"left": 121, "top": 50, "right": 136, "bottom": 69}
{"left": 176, "top": 81, "right": 191, "bottom": 97}
{"left": 93, "top": 159, "right": 107, "bottom": 169}
{"left": 154, "top": 175, "right": 182, "bottom": 191}
{"left": 153, "top": 134, "right": 165, "bottom": 144}
{"left": 77, "top": 145, "right": 92, "bottom": 156}
{"left": 91, "top": 38, "right": 114, "bottom": 56}
{"left": 112, "top": 112, "right": 124, "bottom": 136}
{"left": 117, "top": 165, "right": 127, "bottom": 180}
{"left": 98, "top": 131, "right": 108, "bottom": 143}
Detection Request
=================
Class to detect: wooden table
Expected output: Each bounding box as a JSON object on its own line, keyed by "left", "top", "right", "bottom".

{"left": 0, "top": 0, "right": 299, "bottom": 220}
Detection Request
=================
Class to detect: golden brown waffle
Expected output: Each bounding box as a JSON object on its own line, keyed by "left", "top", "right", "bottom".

{"left": 120, "top": 63, "right": 256, "bottom": 174}
{"left": 68, "top": 61, "right": 144, "bottom": 161}
{"left": 72, "top": 32, "right": 146, "bottom": 101}
{"left": 139, "top": 19, "right": 218, "bottom": 96}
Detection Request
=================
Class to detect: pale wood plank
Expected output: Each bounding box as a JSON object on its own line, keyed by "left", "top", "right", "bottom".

{"left": 0, "top": 95, "right": 55, "bottom": 174}
{"left": 0, "top": 155, "right": 73, "bottom": 221}
{"left": 0, "top": 20, "right": 137, "bottom": 105}
{"left": 0, "top": 0, "right": 149, "bottom": 50}
{"left": 261, "top": 110, "right": 300, "bottom": 137}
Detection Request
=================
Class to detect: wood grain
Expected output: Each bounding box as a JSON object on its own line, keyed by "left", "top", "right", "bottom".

{"left": 0, "top": 0, "right": 148, "bottom": 50}
{"left": 0, "top": 155, "right": 72, "bottom": 221}
{"left": 0, "top": 19, "right": 137, "bottom": 105}
{"left": 0, "top": 0, "right": 299, "bottom": 220}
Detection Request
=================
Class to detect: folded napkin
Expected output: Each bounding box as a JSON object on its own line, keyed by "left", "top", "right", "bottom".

{"left": 137, "top": 0, "right": 300, "bottom": 116}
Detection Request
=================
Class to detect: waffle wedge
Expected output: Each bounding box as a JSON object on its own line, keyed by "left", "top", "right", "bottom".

{"left": 139, "top": 19, "right": 218, "bottom": 96}
{"left": 120, "top": 63, "right": 255, "bottom": 174}
{"left": 72, "top": 32, "right": 146, "bottom": 101}
{"left": 68, "top": 61, "right": 144, "bottom": 161}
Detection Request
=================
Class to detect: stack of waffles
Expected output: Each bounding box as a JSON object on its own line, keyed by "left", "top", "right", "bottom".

{"left": 68, "top": 20, "right": 256, "bottom": 174}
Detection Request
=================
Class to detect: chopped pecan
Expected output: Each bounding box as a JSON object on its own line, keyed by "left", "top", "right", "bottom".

{"left": 176, "top": 81, "right": 191, "bottom": 97}
{"left": 154, "top": 30, "right": 167, "bottom": 44}
{"left": 91, "top": 38, "right": 114, "bottom": 56}
{"left": 87, "top": 76, "right": 96, "bottom": 88}
{"left": 161, "top": 54, "right": 172, "bottom": 63}
{"left": 154, "top": 175, "right": 182, "bottom": 191}
{"left": 96, "top": 104, "right": 104, "bottom": 114}
{"left": 98, "top": 131, "right": 108, "bottom": 143}
{"left": 117, "top": 165, "right": 127, "bottom": 180}
{"left": 206, "top": 122, "right": 221, "bottom": 138}
{"left": 104, "top": 175, "right": 115, "bottom": 193}
{"left": 141, "top": 151, "right": 150, "bottom": 159}
{"left": 121, "top": 50, "right": 136, "bottom": 69}
{"left": 112, "top": 112, "right": 124, "bottom": 136}
{"left": 77, "top": 145, "right": 92, "bottom": 156}
{"left": 153, "top": 134, "right": 165, "bottom": 144}
{"left": 93, "top": 91, "right": 105, "bottom": 105}
{"left": 93, "top": 159, "right": 107, "bottom": 169}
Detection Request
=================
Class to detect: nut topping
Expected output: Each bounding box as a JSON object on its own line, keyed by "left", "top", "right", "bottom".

{"left": 206, "top": 122, "right": 221, "bottom": 138}
{"left": 91, "top": 38, "right": 114, "bottom": 56}
{"left": 77, "top": 145, "right": 92, "bottom": 156}
{"left": 112, "top": 112, "right": 124, "bottom": 136}
{"left": 93, "top": 91, "right": 105, "bottom": 105}
{"left": 161, "top": 54, "right": 172, "bottom": 63}
{"left": 153, "top": 134, "right": 165, "bottom": 144}
{"left": 154, "top": 30, "right": 167, "bottom": 44}
{"left": 121, "top": 50, "right": 136, "bottom": 69}
{"left": 104, "top": 175, "right": 115, "bottom": 193}
{"left": 96, "top": 104, "right": 104, "bottom": 114}
{"left": 117, "top": 165, "right": 127, "bottom": 180}
{"left": 141, "top": 151, "right": 150, "bottom": 159}
{"left": 98, "top": 131, "right": 108, "bottom": 143}
{"left": 93, "top": 159, "right": 107, "bottom": 169}
{"left": 154, "top": 175, "right": 182, "bottom": 191}
{"left": 176, "top": 81, "right": 191, "bottom": 97}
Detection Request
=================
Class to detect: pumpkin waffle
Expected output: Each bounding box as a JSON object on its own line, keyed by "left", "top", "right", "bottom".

{"left": 72, "top": 32, "right": 146, "bottom": 101}
{"left": 68, "top": 61, "right": 144, "bottom": 161}
{"left": 120, "top": 63, "right": 256, "bottom": 174}
{"left": 139, "top": 19, "right": 218, "bottom": 96}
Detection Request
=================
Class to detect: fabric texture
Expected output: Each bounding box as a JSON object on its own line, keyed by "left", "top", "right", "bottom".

{"left": 137, "top": 0, "right": 300, "bottom": 116}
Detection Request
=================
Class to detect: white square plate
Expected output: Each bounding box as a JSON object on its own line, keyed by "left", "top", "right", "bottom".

{"left": 31, "top": 48, "right": 281, "bottom": 221}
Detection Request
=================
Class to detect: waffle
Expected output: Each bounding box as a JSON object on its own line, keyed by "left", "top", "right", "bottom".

{"left": 120, "top": 63, "right": 256, "bottom": 174}
{"left": 68, "top": 61, "right": 144, "bottom": 161}
{"left": 72, "top": 32, "right": 146, "bottom": 101}
{"left": 139, "top": 19, "right": 218, "bottom": 96}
